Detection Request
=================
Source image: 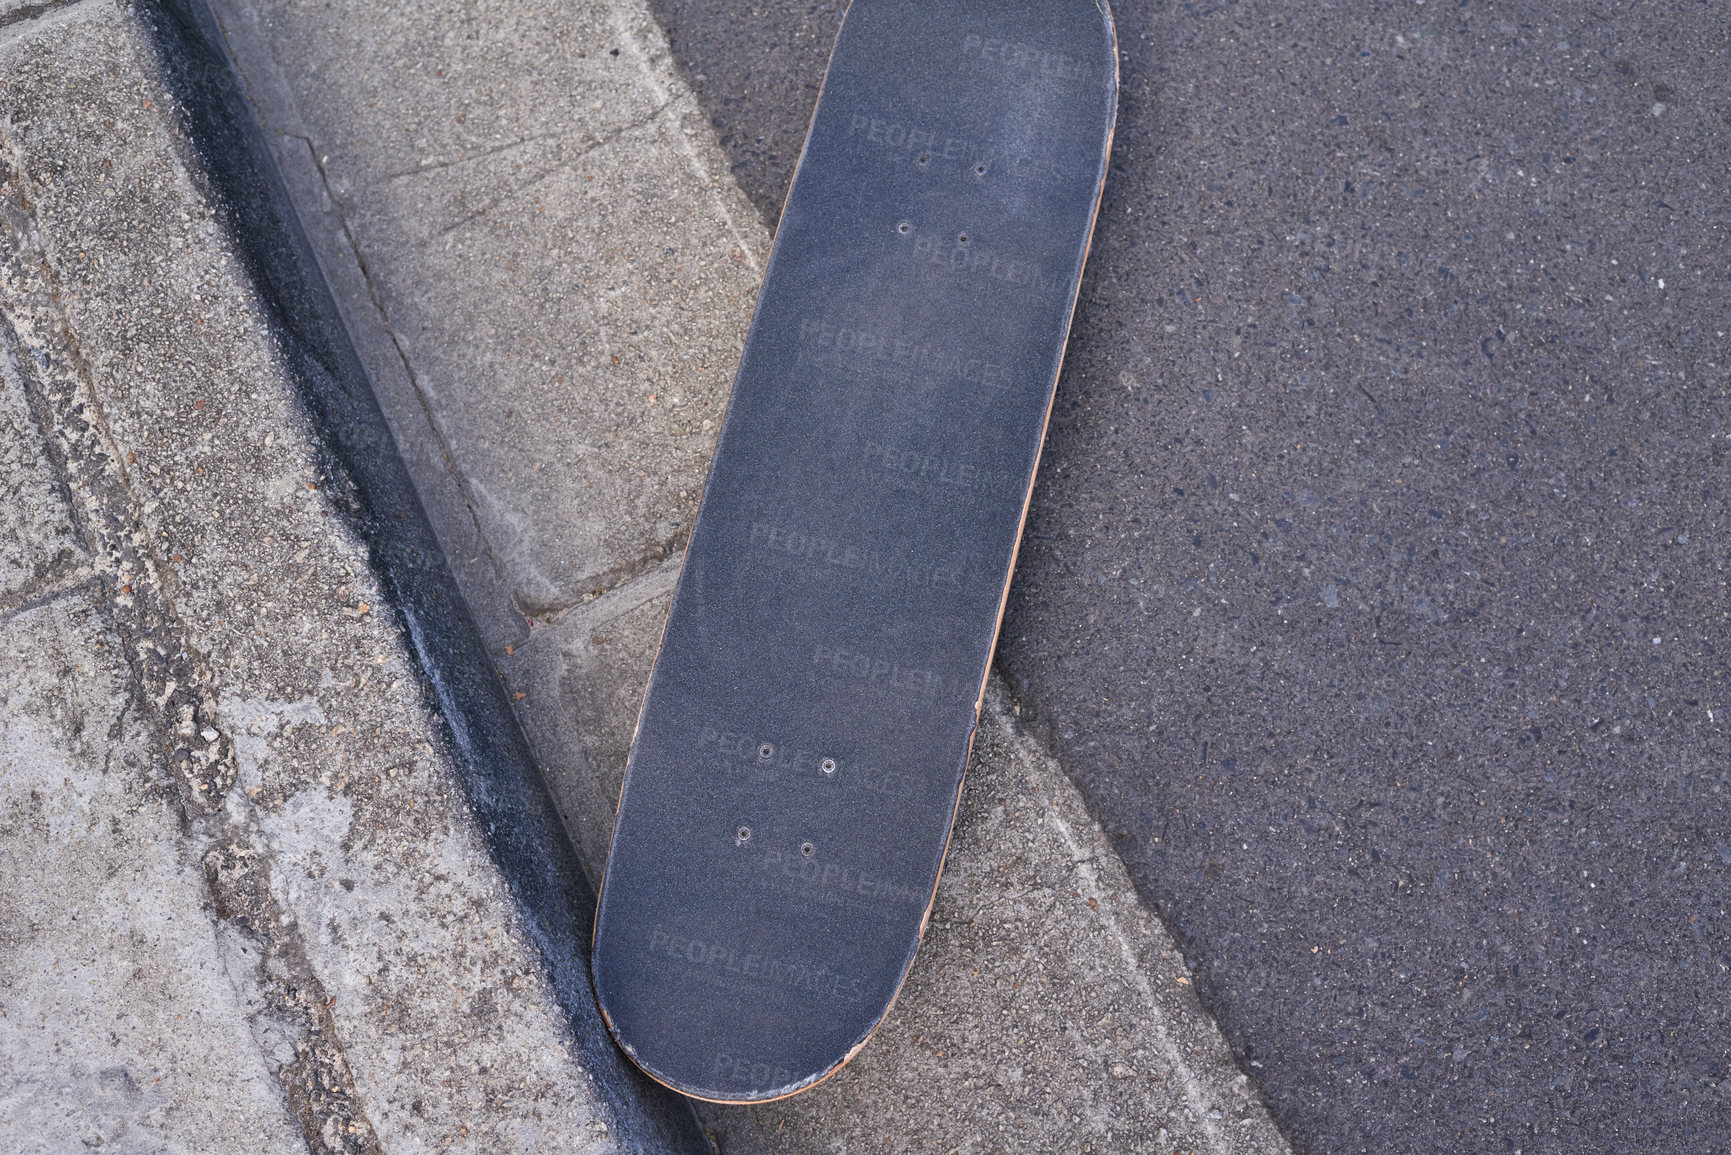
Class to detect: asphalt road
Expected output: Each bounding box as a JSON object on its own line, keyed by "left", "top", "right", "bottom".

{"left": 649, "top": 2, "right": 1731, "bottom": 1150}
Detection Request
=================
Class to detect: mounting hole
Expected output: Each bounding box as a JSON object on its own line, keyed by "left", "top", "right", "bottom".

{"left": 737, "top": 825, "right": 752, "bottom": 844}
{"left": 957, "top": 233, "right": 970, "bottom": 245}
{"left": 757, "top": 742, "right": 774, "bottom": 760}
{"left": 820, "top": 758, "right": 837, "bottom": 775}
{"left": 897, "top": 221, "right": 912, "bottom": 235}
{"left": 800, "top": 842, "right": 815, "bottom": 858}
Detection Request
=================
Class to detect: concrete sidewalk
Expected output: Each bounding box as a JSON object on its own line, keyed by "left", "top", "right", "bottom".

{"left": 0, "top": 0, "right": 1291, "bottom": 1151}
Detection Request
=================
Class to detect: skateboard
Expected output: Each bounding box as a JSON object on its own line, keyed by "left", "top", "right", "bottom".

{"left": 591, "top": 0, "right": 1117, "bottom": 1103}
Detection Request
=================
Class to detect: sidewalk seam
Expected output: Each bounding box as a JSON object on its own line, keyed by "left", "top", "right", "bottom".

{"left": 543, "top": 549, "right": 681, "bottom": 632}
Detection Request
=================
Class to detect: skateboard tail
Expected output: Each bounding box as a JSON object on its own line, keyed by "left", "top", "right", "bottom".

{"left": 619, "top": 1022, "right": 873, "bottom": 1105}
{"left": 592, "top": 0, "right": 1118, "bottom": 1102}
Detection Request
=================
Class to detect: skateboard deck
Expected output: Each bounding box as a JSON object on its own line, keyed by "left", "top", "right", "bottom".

{"left": 592, "top": 0, "right": 1117, "bottom": 1103}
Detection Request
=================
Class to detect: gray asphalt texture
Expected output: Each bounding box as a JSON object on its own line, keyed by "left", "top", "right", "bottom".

{"left": 649, "top": 1, "right": 1731, "bottom": 1151}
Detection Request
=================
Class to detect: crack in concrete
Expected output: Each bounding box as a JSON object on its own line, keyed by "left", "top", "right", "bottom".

{"left": 0, "top": 554, "right": 96, "bottom": 621}
{"left": 430, "top": 155, "right": 573, "bottom": 238}
{"left": 236, "top": 3, "right": 760, "bottom": 657}
{"left": 375, "top": 130, "right": 567, "bottom": 182}
{"left": 428, "top": 101, "right": 673, "bottom": 238}
{"left": 0, "top": 137, "right": 381, "bottom": 1155}
{"left": 204, "top": 836, "right": 382, "bottom": 1155}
